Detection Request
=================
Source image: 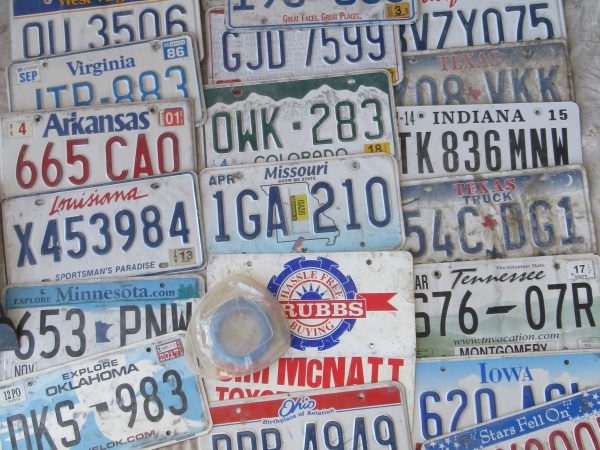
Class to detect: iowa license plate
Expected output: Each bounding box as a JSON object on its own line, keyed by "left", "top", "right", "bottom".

{"left": 401, "top": 165, "right": 595, "bottom": 264}
{"left": 2, "top": 173, "right": 205, "bottom": 284}
{"left": 0, "top": 333, "right": 212, "bottom": 449}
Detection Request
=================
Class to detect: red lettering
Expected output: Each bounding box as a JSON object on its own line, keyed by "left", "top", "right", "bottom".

{"left": 307, "top": 359, "right": 322, "bottom": 388}
{"left": 525, "top": 439, "right": 544, "bottom": 450}
{"left": 322, "top": 357, "right": 345, "bottom": 388}
{"left": 451, "top": 55, "right": 463, "bottom": 70}
{"left": 367, "top": 357, "right": 384, "bottom": 382}
{"left": 105, "top": 136, "right": 128, "bottom": 181}
{"left": 437, "top": 55, "right": 452, "bottom": 71}
{"left": 549, "top": 430, "right": 573, "bottom": 450}
{"left": 505, "top": 177, "right": 517, "bottom": 191}
{"left": 214, "top": 386, "right": 229, "bottom": 401}
{"left": 453, "top": 183, "right": 466, "bottom": 196}
{"left": 574, "top": 421, "right": 600, "bottom": 450}
{"left": 277, "top": 358, "right": 307, "bottom": 386}
{"left": 157, "top": 132, "right": 180, "bottom": 174}
{"left": 387, "top": 358, "right": 405, "bottom": 381}
{"left": 347, "top": 357, "right": 365, "bottom": 385}
{"left": 133, "top": 134, "right": 154, "bottom": 178}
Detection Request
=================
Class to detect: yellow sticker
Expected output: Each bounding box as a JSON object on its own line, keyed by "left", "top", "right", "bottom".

{"left": 386, "top": 68, "right": 398, "bottom": 84}
{"left": 291, "top": 195, "right": 309, "bottom": 221}
{"left": 385, "top": 2, "right": 411, "bottom": 19}
{"left": 364, "top": 142, "right": 391, "bottom": 154}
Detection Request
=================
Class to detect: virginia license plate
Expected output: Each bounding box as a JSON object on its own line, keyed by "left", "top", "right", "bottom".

{"left": 0, "top": 100, "right": 196, "bottom": 198}
{"left": 396, "top": 40, "right": 572, "bottom": 106}
{"left": 397, "top": 102, "right": 582, "bottom": 180}
{"left": 201, "top": 154, "right": 404, "bottom": 254}
{"left": 2, "top": 173, "right": 205, "bottom": 284}
{"left": 0, "top": 276, "right": 204, "bottom": 380}
{"left": 0, "top": 333, "right": 212, "bottom": 449}
{"left": 401, "top": 165, "right": 595, "bottom": 264}
{"left": 415, "top": 254, "right": 600, "bottom": 358}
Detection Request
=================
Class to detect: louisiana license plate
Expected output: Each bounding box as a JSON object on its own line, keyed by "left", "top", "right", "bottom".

{"left": 0, "top": 276, "right": 204, "bottom": 380}
{"left": 396, "top": 40, "right": 572, "bottom": 106}
{"left": 0, "top": 333, "right": 211, "bottom": 449}
{"left": 2, "top": 173, "right": 205, "bottom": 284}
{"left": 0, "top": 100, "right": 196, "bottom": 198}
{"left": 397, "top": 102, "right": 582, "bottom": 180}
{"left": 201, "top": 154, "right": 404, "bottom": 254}
{"left": 401, "top": 165, "right": 595, "bottom": 264}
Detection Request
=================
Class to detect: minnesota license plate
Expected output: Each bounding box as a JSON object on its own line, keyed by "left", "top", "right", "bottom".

{"left": 2, "top": 173, "right": 205, "bottom": 284}
{"left": 401, "top": 165, "right": 595, "bottom": 264}
{"left": 201, "top": 154, "right": 404, "bottom": 254}
{"left": 396, "top": 40, "right": 572, "bottom": 106}
{"left": 397, "top": 102, "right": 582, "bottom": 180}
{"left": 0, "top": 100, "right": 196, "bottom": 198}
{"left": 0, "top": 276, "right": 204, "bottom": 380}
{"left": 0, "top": 333, "right": 212, "bottom": 449}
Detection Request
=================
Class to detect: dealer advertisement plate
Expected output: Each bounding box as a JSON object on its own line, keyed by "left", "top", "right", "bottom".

{"left": 0, "top": 100, "right": 196, "bottom": 198}
{"left": 396, "top": 40, "right": 572, "bottom": 106}
{"left": 397, "top": 102, "right": 582, "bottom": 180}
{"left": 401, "top": 165, "right": 595, "bottom": 264}
{"left": 0, "top": 333, "right": 211, "bottom": 449}
{"left": 2, "top": 172, "right": 205, "bottom": 284}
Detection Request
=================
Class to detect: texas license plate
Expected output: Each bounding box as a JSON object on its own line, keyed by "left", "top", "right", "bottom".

{"left": 401, "top": 165, "right": 595, "bottom": 264}
{"left": 2, "top": 173, "right": 205, "bottom": 284}
{"left": 396, "top": 40, "right": 572, "bottom": 106}
{"left": 0, "top": 276, "right": 204, "bottom": 380}
{"left": 0, "top": 100, "right": 196, "bottom": 198}
{"left": 201, "top": 154, "right": 404, "bottom": 254}
{"left": 0, "top": 333, "right": 211, "bottom": 449}
{"left": 397, "top": 102, "right": 582, "bottom": 180}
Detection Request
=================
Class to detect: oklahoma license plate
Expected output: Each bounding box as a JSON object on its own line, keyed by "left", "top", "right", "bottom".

{"left": 397, "top": 102, "right": 582, "bottom": 180}
{"left": 401, "top": 165, "right": 595, "bottom": 264}
{"left": 2, "top": 173, "right": 205, "bottom": 284}
{"left": 396, "top": 40, "right": 572, "bottom": 106}
{"left": 201, "top": 154, "right": 404, "bottom": 254}
{"left": 0, "top": 100, "right": 196, "bottom": 198}
{"left": 0, "top": 333, "right": 212, "bottom": 449}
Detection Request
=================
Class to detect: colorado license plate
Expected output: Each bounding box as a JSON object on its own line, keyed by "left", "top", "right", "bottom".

{"left": 201, "top": 154, "right": 404, "bottom": 254}
{"left": 0, "top": 333, "right": 212, "bottom": 449}
{"left": 0, "top": 276, "right": 204, "bottom": 380}
{"left": 396, "top": 40, "right": 572, "bottom": 106}
{"left": 397, "top": 102, "right": 582, "bottom": 180}
{"left": 0, "top": 100, "right": 196, "bottom": 198}
{"left": 401, "top": 165, "right": 595, "bottom": 264}
{"left": 2, "top": 173, "right": 205, "bottom": 284}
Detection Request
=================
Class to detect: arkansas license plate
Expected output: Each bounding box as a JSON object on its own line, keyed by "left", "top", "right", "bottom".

{"left": 2, "top": 173, "right": 205, "bottom": 284}
{"left": 397, "top": 102, "right": 582, "bottom": 180}
{"left": 401, "top": 165, "right": 595, "bottom": 264}
{"left": 0, "top": 276, "right": 204, "bottom": 380}
{"left": 0, "top": 100, "right": 196, "bottom": 198}
{"left": 201, "top": 154, "right": 404, "bottom": 254}
{"left": 396, "top": 40, "right": 572, "bottom": 106}
{"left": 0, "top": 333, "right": 211, "bottom": 449}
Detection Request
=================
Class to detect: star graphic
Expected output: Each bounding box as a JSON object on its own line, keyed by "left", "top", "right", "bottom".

{"left": 481, "top": 215, "right": 498, "bottom": 230}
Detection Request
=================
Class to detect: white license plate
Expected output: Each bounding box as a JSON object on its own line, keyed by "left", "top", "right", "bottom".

{"left": 0, "top": 333, "right": 211, "bottom": 449}
{"left": 201, "top": 155, "right": 404, "bottom": 254}
{"left": 401, "top": 165, "right": 595, "bottom": 264}
{"left": 0, "top": 276, "right": 204, "bottom": 380}
{"left": 0, "top": 100, "right": 196, "bottom": 198}
{"left": 2, "top": 173, "right": 205, "bottom": 284}
{"left": 206, "top": 8, "right": 403, "bottom": 85}
{"left": 397, "top": 102, "right": 582, "bottom": 180}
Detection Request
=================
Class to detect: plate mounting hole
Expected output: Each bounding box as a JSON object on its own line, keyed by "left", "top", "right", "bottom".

{"left": 159, "top": 262, "right": 169, "bottom": 269}
{"left": 35, "top": 199, "right": 45, "bottom": 206}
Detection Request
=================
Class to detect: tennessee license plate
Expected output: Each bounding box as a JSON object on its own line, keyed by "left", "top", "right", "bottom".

{"left": 201, "top": 154, "right": 404, "bottom": 254}
{"left": 0, "top": 100, "right": 196, "bottom": 198}
{"left": 401, "top": 165, "right": 595, "bottom": 264}
{"left": 0, "top": 333, "right": 211, "bottom": 449}
{"left": 0, "top": 276, "right": 204, "bottom": 380}
{"left": 2, "top": 173, "right": 205, "bottom": 284}
{"left": 397, "top": 102, "right": 582, "bottom": 180}
{"left": 396, "top": 40, "right": 572, "bottom": 106}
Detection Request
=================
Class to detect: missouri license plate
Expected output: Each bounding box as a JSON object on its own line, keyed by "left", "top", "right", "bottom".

{"left": 201, "top": 154, "right": 404, "bottom": 254}
{"left": 2, "top": 173, "right": 205, "bottom": 284}
{"left": 401, "top": 165, "right": 595, "bottom": 264}
{"left": 397, "top": 102, "right": 582, "bottom": 180}
{"left": 0, "top": 100, "right": 196, "bottom": 198}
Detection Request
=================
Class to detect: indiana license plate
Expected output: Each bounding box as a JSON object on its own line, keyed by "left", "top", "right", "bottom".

{"left": 2, "top": 173, "right": 205, "bottom": 284}
{"left": 0, "top": 100, "right": 196, "bottom": 198}
{"left": 397, "top": 102, "right": 582, "bottom": 180}
{"left": 401, "top": 165, "right": 595, "bottom": 264}
{"left": 0, "top": 333, "right": 212, "bottom": 449}
{"left": 201, "top": 154, "right": 404, "bottom": 254}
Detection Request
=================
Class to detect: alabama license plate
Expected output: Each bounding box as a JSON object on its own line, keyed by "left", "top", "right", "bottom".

{"left": 201, "top": 154, "right": 404, "bottom": 254}
{"left": 401, "top": 165, "right": 595, "bottom": 264}
{"left": 0, "top": 275, "right": 204, "bottom": 380}
{"left": 0, "top": 100, "right": 196, "bottom": 198}
{"left": 397, "top": 102, "right": 582, "bottom": 180}
{"left": 2, "top": 173, "right": 205, "bottom": 284}
{"left": 0, "top": 333, "right": 211, "bottom": 449}
{"left": 396, "top": 40, "right": 572, "bottom": 106}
